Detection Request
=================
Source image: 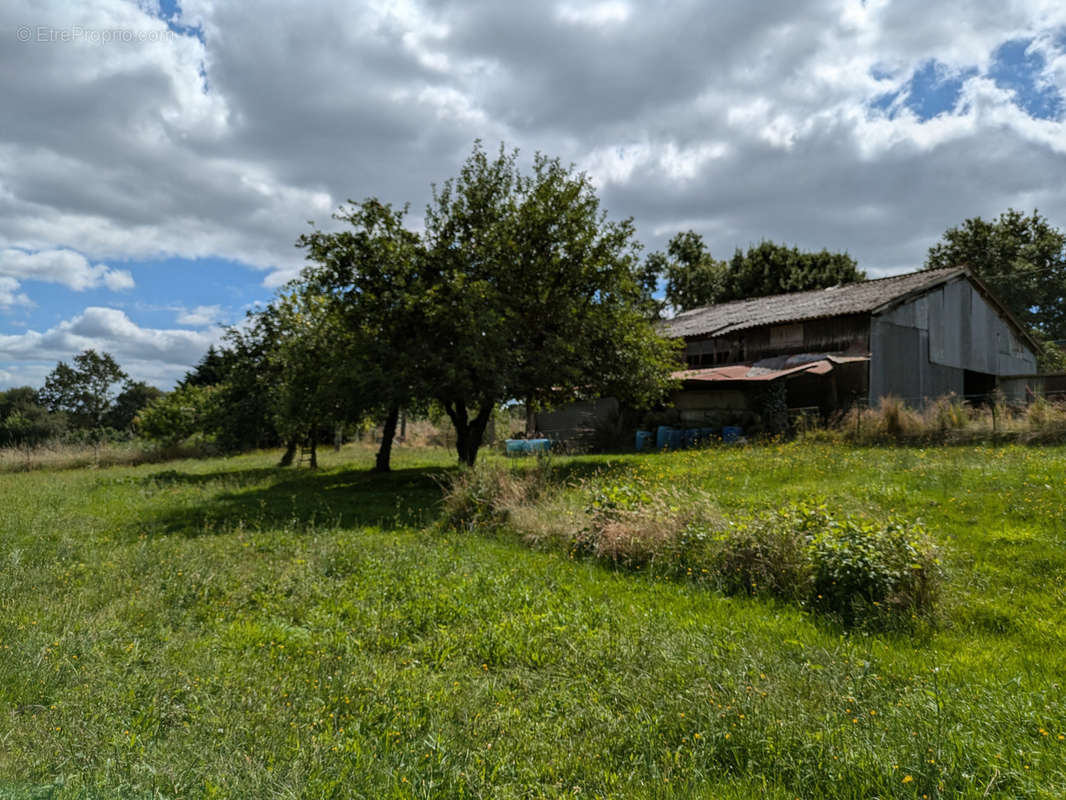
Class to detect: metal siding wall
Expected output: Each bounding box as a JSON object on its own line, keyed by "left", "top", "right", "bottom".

{"left": 944, "top": 280, "right": 964, "bottom": 367}
{"left": 928, "top": 288, "right": 946, "bottom": 363}
{"left": 880, "top": 303, "right": 914, "bottom": 328}
{"left": 871, "top": 320, "right": 922, "bottom": 404}
{"left": 925, "top": 355, "right": 964, "bottom": 399}
{"left": 967, "top": 283, "right": 993, "bottom": 373}
{"left": 872, "top": 317, "right": 963, "bottom": 405}
{"left": 998, "top": 377, "right": 1032, "bottom": 403}
{"left": 999, "top": 350, "right": 1038, "bottom": 374}
{"left": 924, "top": 277, "right": 1036, "bottom": 375}
{"left": 868, "top": 319, "right": 885, "bottom": 400}
{"left": 536, "top": 397, "right": 619, "bottom": 440}
{"left": 914, "top": 296, "right": 929, "bottom": 330}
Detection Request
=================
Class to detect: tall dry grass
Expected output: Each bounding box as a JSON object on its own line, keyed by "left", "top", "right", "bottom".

{"left": 0, "top": 439, "right": 210, "bottom": 473}
{"left": 812, "top": 393, "right": 1066, "bottom": 445}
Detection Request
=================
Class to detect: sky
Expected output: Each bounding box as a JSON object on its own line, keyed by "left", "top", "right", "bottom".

{"left": 2, "top": 0, "right": 1066, "bottom": 389}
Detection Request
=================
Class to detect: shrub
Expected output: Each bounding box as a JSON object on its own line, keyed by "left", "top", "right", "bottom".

{"left": 576, "top": 482, "right": 721, "bottom": 567}
{"left": 711, "top": 516, "right": 813, "bottom": 601}
{"left": 136, "top": 384, "right": 220, "bottom": 446}
{"left": 1022, "top": 395, "right": 1066, "bottom": 435}
{"left": 438, "top": 461, "right": 551, "bottom": 531}
{"left": 439, "top": 466, "right": 942, "bottom": 626}
{"left": 806, "top": 511, "right": 940, "bottom": 625}
{"left": 579, "top": 493, "right": 942, "bottom": 625}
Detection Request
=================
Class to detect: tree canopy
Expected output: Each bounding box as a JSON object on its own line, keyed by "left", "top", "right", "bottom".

{"left": 107, "top": 381, "right": 163, "bottom": 432}
{"left": 298, "top": 198, "right": 428, "bottom": 471}
{"left": 647, "top": 234, "right": 864, "bottom": 312}
{"left": 0, "top": 386, "right": 65, "bottom": 446}
{"left": 645, "top": 231, "right": 727, "bottom": 314}
{"left": 264, "top": 291, "right": 365, "bottom": 468}
{"left": 418, "top": 143, "right": 678, "bottom": 464}
{"left": 297, "top": 142, "right": 679, "bottom": 466}
{"left": 38, "top": 349, "right": 128, "bottom": 429}
{"left": 925, "top": 208, "right": 1066, "bottom": 370}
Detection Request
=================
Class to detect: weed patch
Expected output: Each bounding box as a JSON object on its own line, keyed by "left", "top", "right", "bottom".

{"left": 441, "top": 466, "right": 942, "bottom": 627}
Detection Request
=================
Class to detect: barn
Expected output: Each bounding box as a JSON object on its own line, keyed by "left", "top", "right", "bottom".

{"left": 659, "top": 267, "right": 1039, "bottom": 427}
{"left": 535, "top": 267, "right": 1040, "bottom": 440}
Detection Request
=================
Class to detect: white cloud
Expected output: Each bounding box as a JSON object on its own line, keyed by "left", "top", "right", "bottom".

{"left": 0, "top": 248, "right": 134, "bottom": 293}
{"left": 175, "top": 304, "right": 222, "bottom": 326}
{"left": 0, "top": 276, "right": 33, "bottom": 309}
{"left": 0, "top": 0, "right": 1065, "bottom": 321}
{"left": 0, "top": 306, "right": 222, "bottom": 388}
{"left": 556, "top": 1, "right": 631, "bottom": 27}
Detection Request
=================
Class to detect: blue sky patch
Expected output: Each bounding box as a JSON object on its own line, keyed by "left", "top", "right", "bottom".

{"left": 906, "top": 61, "right": 977, "bottom": 120}
{"left": 870, "top": 40, "right": 1065, "bottom": 122}
{"left": 155, "top": 0, "right": 204, "bottom": 42}
{"left": 989, "top": 38, "right": 1063, "bottom": 120}
{"left": 0, "top": 256, "right": 271, "bottom": 338}
{"left": 869, "top": 60, "right": 975, "bottom": 120}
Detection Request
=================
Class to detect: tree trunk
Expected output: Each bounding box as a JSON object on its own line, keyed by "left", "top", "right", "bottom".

{"left": 525, "top": 397, "right": 536, "bottom": 435}
{"left": 375, "top": 405, "right": 400, "bottom": 472}
{"left": 442, "top": 400, "right": 495, "bottom": 466}
{"left": 447, "top": 403, "right": 469, "bottom": 464}
{"left": 309, "top": 428, "right": 318, "bottom": 469}
{"left": 464, "top": 403, "right": 494, "bottom": 466}
{"left": 279, "top": 437, "right": 298, "bottom": 467}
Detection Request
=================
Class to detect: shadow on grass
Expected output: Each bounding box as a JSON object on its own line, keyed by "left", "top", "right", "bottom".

{"left": 137, "top": 464, "right": 453, "bottom": 538}
{"left": 135, "top": 453, "right": 643, "bottom": 540}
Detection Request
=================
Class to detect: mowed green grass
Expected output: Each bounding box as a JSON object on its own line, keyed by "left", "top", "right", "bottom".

{"left": 1, "top": 442, "right": 1065, "bottom": 799}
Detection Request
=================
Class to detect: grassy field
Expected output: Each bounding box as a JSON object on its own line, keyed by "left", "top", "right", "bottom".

{"left": 1, "top": 441, "right": 1065, "bottom": 798}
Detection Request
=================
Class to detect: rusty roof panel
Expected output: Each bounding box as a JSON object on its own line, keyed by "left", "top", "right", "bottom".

{"left": 672, "top": 354, "right": 869, "bottom": 384}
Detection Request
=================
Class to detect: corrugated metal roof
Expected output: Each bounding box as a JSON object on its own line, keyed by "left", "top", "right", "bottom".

{"left": 660, "top": 267, "right": 965, "bottom": 339}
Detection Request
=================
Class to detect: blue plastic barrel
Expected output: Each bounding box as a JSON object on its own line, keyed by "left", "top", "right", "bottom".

{"left": 681, "top": 428, "right": 698, "bottom": 449}
{"left": 506, "top": 438, "right": 550, "bottom": 455}
{"left": 669, "top": 428, "right": 684, "bottom": 450}
{"left": 635, "top": 430, "right": 653, "bottom": 451}
{"left": 722, "top": 425, "right": 743, "bottom": 443}
{"left": 656, "top": 426, "right": 673, "bottom": 450}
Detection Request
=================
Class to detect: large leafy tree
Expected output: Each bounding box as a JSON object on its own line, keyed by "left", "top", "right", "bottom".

{"left": 181, "top": 345, "right": 231, "bottom": 388}
{"left": 0, "top": 386, "right": 66, "bottom": 446}
{"left": 106, "top": 381, "right": 163, "bottom": 432}
{"left": 135, "top": 384, "right": 219, "bottom": 447}
{"left": 647, "top": 231, "right": 727, "bottom": 314}
{"left": 722, "top": 241, "right": 864, "bottom": 303}
{"left": 421, "top": 143, "right": 679, "bottom": 465}
{"left": 168, "top": 311, "right": 287, "bottom": 454}
{"left": 647, "top": 234, "right": 863, "bottom": 312}
{"left": 298, "top": 199, "right": 428, "bottom": 472}
{"left": 264, "top": 290, "right": 364, "bottom": 469}
{"left": 38, "top": 349, "right": 127, "bottom": 429}
{"left": 925, "top": 209, "right": 1066, "bottom": 370}
{"left": 213, "top": 307, "right": 290, "bottom": 455}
